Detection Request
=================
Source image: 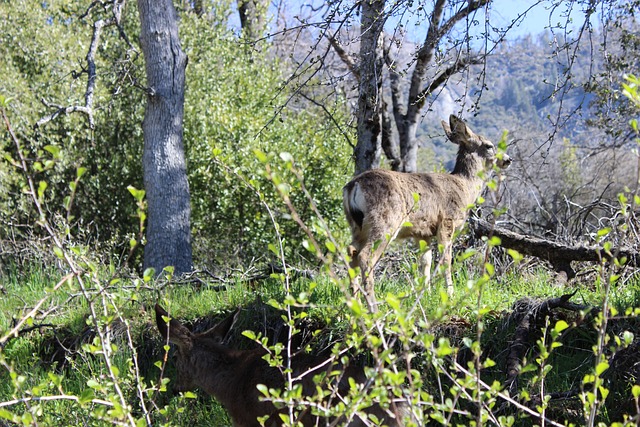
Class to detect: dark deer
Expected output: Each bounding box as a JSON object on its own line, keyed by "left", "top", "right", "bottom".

{"left": 343, "top": 115, "right": 511, "bottom": 299}
{"left": 155, "top": 304, "right": 408, "bottom": 426}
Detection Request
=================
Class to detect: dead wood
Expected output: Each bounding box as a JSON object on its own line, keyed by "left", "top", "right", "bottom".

{"left": 469, "top": 216, "right": 640, "bottom": 279}
{"left": 504, "top": 291, "right": 588, "bottom": 397}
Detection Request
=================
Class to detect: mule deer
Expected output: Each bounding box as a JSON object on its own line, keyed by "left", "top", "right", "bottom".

{"left": 343, "top": 115, "right": 511, "bottom": 298}
{"left": 155, "top": 304, "right": 408, "bottom": 426}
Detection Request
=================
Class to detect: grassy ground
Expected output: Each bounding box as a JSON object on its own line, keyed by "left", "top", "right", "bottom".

{"left": 0, "top": 254, "right": 639, "bottom": 426}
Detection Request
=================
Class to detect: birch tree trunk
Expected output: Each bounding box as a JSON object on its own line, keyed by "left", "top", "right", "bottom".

{"left": 137, "top": 0, "right": 193, "bottom": 276}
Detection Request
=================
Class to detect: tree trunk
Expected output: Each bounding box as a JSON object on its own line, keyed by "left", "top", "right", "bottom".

{"left": 353, "top": 0, "right": 386, "bottom": 176}
{"left": 374, "top": 1, "right": 489, "bottom": 173}
{"left": 238, "top": 0, "right": 269, "bottom": 41}
{"left": 137, "top": 0, "right": 193, "bottom": 276}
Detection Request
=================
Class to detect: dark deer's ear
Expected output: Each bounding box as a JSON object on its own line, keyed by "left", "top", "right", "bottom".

{"left": 448, "top": 115, "right": 475, "bottom": 142}
{"left": 201, "top": 308, "right": 241, "bottom": 343}
{"left": 155, "top": 304, "right": 193, "bottom": 347}
{"left": 441, "top": 119, "right": 454, "bottom": 142}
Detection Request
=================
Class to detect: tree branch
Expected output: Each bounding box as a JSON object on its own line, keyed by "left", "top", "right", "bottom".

{"left": 469, "top": 215, "right": 640, "bottom": 278}
{"left": 414, "top": 56, "right": 482, "bottom": 110}
{"left": 36, "top": 1, "right": 126, "bottom": 129}
{"left": 407, "top": 0, "right": 446, "bottom": 108}
{"left": 439, "top": 0, "right": 490, "bottom": 40}
{"left": 327, "top": 34, "right": 359, "bottom": 80}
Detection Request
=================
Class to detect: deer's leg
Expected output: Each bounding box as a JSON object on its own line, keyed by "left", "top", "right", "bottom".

{"left": 442, "top": 241, "right": 454, "bottom": 295}
{"left": 346, "top": 242, "right": 365, "bottom": 297}
{"left": 437, "top": 219, "right": 455, "bottom": 295}
{"left": 418, "top": 245, "right": 433, "bottom": 288}
{"left": 356, "top": 243, "right": 374, "bottom": 296}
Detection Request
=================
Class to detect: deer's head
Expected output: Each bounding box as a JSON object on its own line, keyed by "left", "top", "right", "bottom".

{"left": 155, "top": 304, "right": 239, "bottom": 393}
{"left": 442, "top": 115, "right": 512, "bottom": 173}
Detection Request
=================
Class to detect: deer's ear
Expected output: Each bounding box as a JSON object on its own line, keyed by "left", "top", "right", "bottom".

{"left": 448, "top": 115, "right": 475, "bottom": 141}
{"left": 201, "top": 308, "right": 240, "bottom": 343}
{"left": 155, "top": 304, "right": 193, "bottom": 347}
{"left": 441, "top": 119, "right": 456, "bottom": 144}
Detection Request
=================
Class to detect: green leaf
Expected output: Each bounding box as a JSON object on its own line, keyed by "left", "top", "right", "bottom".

{"left": 127, "top": 185, "right": 145, "bottom": 202}
{"left": 507, "top": 249, "right": 523, "bottom": 262}
{"left": 385, "top": 293, "right": 401, "bottom": 310}
{"left": 554, "top": 320, "right": 569, "bottom": 333}
{"left": 595, "top": 361, "right": 609, "bottom": 376}
{"left": 325, "top": 240, "right": 336, "bottom": 253}
{"left": 143, "top": 268, "right": 155, "bottom": 281}
{"left": 268, "top": 243, "right": 279, "bottom": 256}
{"left": 488, "top": 236, "right": 502, "bottom": 247}
{"left": 0, "top": 408, "right": 17, "bottom": 422}
{"left": 279, "top": 152, "right": 293, "bottom": 162}
{"left": 37, "top": 180, "right": 48, "bottom": 199}
{"left": 79, "top": 388, "right": 95, "bottom": 404}
{"left": 256, "top": 384, "right": 269, "bottom": 396}
{"left": 254, "top": 149, "right": 268, "bottom": 163}
{"left": 44, "top": 145, "right": 61, "bottom": 158}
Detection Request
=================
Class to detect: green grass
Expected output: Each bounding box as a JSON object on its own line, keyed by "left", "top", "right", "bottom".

{"left": 1, "top": 256, "right": 639, "bottom": 426}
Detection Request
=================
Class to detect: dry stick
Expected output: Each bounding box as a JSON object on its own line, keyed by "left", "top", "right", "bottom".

{"left": 0, "top": 273, "right": 73, "bottom": 348}
{"left": 469, "top": 216, "right": 640, "bottom": 278}
{"left": 0, "top": 395, "right": 114, "bottom": 409}
{"left": 453, "top": 361, "right": 568, "bottom": 427}
{"left": 504, "top": 291, "right": 579, "bottom": 397}
{"left": 2, "top": 108, "right": 138, "bottom": 427}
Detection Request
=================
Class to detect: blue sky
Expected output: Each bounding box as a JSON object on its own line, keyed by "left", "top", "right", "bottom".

{"left": 486, "top": 0, "right": 599, "bottom": 39}
{"left": 379, "top": 0, "right": 600, "bottom": 44}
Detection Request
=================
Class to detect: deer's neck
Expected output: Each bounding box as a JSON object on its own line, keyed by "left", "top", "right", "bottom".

{"left": 451, "top": 150, "right": 487, "bottom": 199}
{"left": 452, "top": 149, "right": 484, "bottom": 178}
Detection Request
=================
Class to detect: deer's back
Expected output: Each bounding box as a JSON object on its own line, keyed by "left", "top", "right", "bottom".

{"left": 345, "top": 169, "right": 476, "bottom": 237}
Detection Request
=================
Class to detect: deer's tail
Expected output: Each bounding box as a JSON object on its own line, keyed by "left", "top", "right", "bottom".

{"left": 343, "top": 181, "right": 366, "bottom": 230}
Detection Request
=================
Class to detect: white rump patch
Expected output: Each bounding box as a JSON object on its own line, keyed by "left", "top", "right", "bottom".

{"left": 350, "top": 183, "right": 367, "bottom": 213}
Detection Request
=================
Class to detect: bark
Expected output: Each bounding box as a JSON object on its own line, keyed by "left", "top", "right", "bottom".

{"left": 137, "top": 0, "right": 193, "bottom": 276}
{"left": 238, "top": 0, "right": 269, "bottom": 41}
{"left": 504, "top": 292, "right": 581, "bottom": 397}
{"left": 354, "top": 0, "right": 386, "bottom": 175}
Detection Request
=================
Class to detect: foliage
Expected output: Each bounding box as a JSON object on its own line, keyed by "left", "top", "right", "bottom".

{"left": 1, "top": 2, "right": 640, "bottom": 426}
{"left": 0, "top": 1, "right": 145, "bottom": 250}
{"left": 2, "top": 84, "right": 640, "bottom": 424}
{"left": 180, "top": 14, "right": 352, "bottom": 266}
{"left": 0, "top": 1, "right": 351, "bottom": 269}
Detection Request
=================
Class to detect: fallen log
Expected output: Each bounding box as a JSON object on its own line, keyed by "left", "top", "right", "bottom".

{"left": 504, "top": 291, "right": 584, "bottom": 396}
{"left": 468, "top": 216, "right": 640, "bottom": 279}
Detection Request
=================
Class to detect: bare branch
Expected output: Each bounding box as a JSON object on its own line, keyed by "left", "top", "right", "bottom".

{"left": 439, "top": 0, "right": 490, "bottom": 41}
{"left": 36, "top": 1, "right": 126, "bottom": 129}
{"left": 407, "top": 0, "right": 447, "bottom": 108}
{"left": 414, "top": 56, "right": 483, "bottom": 110}
{"left": 327, "top": 34, "right": 359, "bottom": 80}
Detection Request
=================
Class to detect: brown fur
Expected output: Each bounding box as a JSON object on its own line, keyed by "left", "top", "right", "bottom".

{"left": 343, "top": 115, "right": 511, "bottom": 299}
{"left": 155, "top": 304, "right": 408, "bottom": 426}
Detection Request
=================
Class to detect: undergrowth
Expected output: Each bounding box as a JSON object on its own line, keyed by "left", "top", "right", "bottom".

{"left": 1, "top": 80, "right": 640, "bottom": 426}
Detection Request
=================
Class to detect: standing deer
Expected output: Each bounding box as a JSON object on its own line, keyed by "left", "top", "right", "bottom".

{"left": 155, "top": 304, "right": 408, "bottom": 426}
{"left": 343, "top": 115, "right": 511, "bottom": 299}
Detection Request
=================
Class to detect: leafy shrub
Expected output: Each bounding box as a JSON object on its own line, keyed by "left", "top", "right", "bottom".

{"left": 180, "top": 14, "right": 352, "bottom": 266}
